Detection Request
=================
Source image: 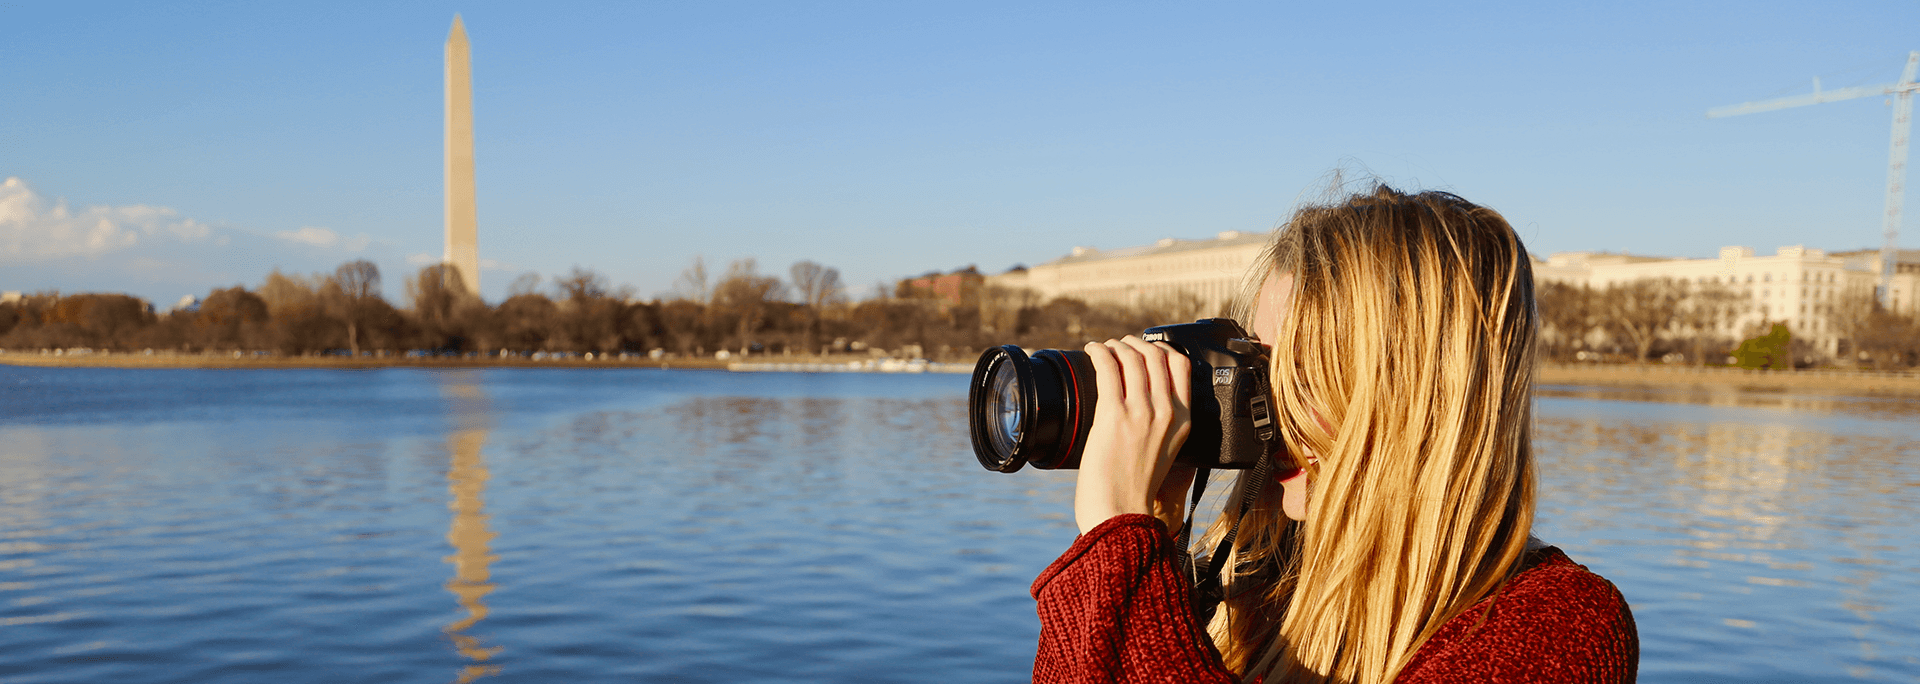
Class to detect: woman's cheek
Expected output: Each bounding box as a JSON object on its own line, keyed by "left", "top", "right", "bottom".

{"left": 1279, "top": 471, "right": 1309, "bottom": 521}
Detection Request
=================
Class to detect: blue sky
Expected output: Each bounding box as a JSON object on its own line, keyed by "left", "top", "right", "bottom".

{"left": 6, "top": 1, "right": 1919, "bottom": 306}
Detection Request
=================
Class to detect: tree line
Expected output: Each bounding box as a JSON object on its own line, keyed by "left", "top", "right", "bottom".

{"left": 0, "top": 258, "right": 1187, "bottom": 362}
{"left": 1537, "top": 278, "right": 1919, "bottom": 370}
{"left": 4, "top": 262, "right": 1915, "bottom": 369}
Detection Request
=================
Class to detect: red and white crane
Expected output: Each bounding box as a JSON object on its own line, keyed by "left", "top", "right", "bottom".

{"left": 1709, "top": 51, "right": 1920, "bottom": 308}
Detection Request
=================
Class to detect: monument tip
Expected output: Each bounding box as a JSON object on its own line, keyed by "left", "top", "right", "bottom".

{"left": 450, "top": 14, "right": 466, "bottom": 39}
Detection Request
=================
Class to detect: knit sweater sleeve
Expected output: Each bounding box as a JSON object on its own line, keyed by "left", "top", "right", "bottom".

{"left": 1029, "top": 514, "right": 1237, "bottom": 684}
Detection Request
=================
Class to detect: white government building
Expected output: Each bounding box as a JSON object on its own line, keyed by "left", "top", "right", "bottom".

{"left": 991, "top": 233, "right": 1920, "bottom": 357}
{"left": 988, "top": 231, "right": 1272, "bottom": 316}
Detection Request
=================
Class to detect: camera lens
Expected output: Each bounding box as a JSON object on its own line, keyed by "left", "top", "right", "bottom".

{"left": 984, "top": 358, "right": 1025, "bottom": 460}
{"left": 968, "top": 345, "right": 1097, "bottom": 472}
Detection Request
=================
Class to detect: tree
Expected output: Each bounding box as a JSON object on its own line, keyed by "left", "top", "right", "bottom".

{"left": 334, "top": 259, "right": 381, "bottom": 356}
{"left": 790, "top": 260, "right": 844, "bottom": 355}
{"left": 254, "top": 270, "right": 337, "bottom": 355}
{"left": 197, "top": 286, "right": 269, "bottom": 349}
{"left": 200, "top": 287, "right": 269, "bottom": 326}
{"left": 1536, "top": 281, "right": 1598, "bottom": 361}
{"left": 657, "top": 298, "right": 707, "bottom": 356}
{"left": 550, "top": 266, "right": 627, "bottom": 352}
{"left": 977, "top": 285, "right": 1040, "bottom": 337}
{"left": 1731, "top": 324, "right": 1792, "bottom": 370}
{"left": 1142, "top": 289, "right": 1209, "bottom": 325}
{"left": 712, "top": 259, "right": 786, "bottom": 353}
{"left": 674, "top": 256, "right": 711, "bottom": 305}
{"left": 553, "top": 266, "right": 610, "bottom": 302}
{"left": 1829, "top": 292, "right": 1920, "bottom": 369}
{"left": 507, "top": 272, "right": 542, "bottom": 297}
{"left": 38, "top": 293, "right": 153, "bottom": 349}
{"left": 1602, "top": 278, "right": 1687, "bottom": 364}
{"left": 1677, "top": 281, "right": 1746, "bottom": 366}
{"left": 496, "top": 292, "right": 557, "bottom": 351}
{"left": 258, "top": 269, "right": 324, "bottom": 317}
{"left": 407, "top": 263, "right": 482, "bottom": 350}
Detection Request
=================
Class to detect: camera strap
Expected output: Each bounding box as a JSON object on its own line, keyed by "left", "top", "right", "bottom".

{"left": 1181, "top": 455, "right": 1272, "bottom": 627}
{"left": 1174, "top": 467, "right": 1210, "bottom": 584}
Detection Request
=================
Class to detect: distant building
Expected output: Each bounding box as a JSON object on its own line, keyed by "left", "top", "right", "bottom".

{"left": 1533, "top": 245, "right": 1920, "bottom": 355}
{"left": 988, "top": 231, "right": 1272, "bottom": 315}
{"left": 900, "top": 266, "right": 985, "bottom": 307}
{"left": 1, "top": 291, "right": 20, "bottom": 306}
{"left": 171, "top": 295, "right": 200, "bottom": 314}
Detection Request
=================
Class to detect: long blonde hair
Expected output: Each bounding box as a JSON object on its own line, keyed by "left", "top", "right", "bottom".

{"left": 1207, "top": 184, "right": 1539, "bottom": 684}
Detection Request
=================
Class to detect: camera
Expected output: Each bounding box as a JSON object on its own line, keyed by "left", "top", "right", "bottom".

{"left": 967, "top": 318, "right": 1282, "bottom": 473}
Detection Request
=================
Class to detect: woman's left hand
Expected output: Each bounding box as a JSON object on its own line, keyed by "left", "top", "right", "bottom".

{"left": 1073, "top": 336, "right": 1193, "bottom": 534}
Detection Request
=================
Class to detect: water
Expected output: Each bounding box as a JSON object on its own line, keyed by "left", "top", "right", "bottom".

{"left": 0, "top": 367, "right": 1914, "bottom": 683}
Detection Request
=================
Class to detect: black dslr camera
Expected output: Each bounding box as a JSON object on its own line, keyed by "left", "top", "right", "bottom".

{"left": 967, "top": 318, "right": 1281, "bottom": 473}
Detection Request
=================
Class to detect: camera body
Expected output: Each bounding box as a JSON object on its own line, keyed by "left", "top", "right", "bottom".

{"left": 1142, "top": 318, "right": 1280, "bottom": 470}
{"left": 968, "top": 318, "right": 1282, "bottom": 473}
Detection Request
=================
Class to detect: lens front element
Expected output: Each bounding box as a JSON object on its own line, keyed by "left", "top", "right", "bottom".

{"left": 967, "top": 345, "right": 1097, "bottom": 472}
{"left": 969, "top": 346, "right": 1037, "bottom": 472}
{"left": 986, "top": 358, "right": 1024, "bottom": 460}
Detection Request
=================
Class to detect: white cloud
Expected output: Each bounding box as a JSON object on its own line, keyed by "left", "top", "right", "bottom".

{"left": 407, "top": 252, "right": 438, "bottom": 266}
{"left": 1, "top": 177, "right": 411, "bottom": 306}
{"left": 0, "top": 177, "right": 213, "bottom": 259}
{"left": 276, "top": 226, "right": 339, "bottom": 247}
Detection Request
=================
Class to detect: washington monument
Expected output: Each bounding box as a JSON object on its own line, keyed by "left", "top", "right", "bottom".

{"left": 445, "top": 15, "right": 480, "bottom": 297}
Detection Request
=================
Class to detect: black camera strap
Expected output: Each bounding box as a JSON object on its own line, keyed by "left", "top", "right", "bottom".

{"left": 1179, "top": 455, "right": 1272, "bottom": 627}
{"left": 1174, "top": 467, "right": 1210, "bottom": 583}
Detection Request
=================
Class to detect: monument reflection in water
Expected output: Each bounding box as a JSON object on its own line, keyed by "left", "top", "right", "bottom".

{"left": 440, "top": 372, "right": 500, "bottom": 682}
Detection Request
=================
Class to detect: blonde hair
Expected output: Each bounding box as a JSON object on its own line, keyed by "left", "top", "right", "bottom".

{"left": 1206, "top": 184, "right": 1539, "bottom": 684}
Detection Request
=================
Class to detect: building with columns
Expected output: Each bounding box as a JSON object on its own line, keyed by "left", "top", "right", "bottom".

{"left": 1534, "top": 246, "right": 1918, "bottom": 356}
{"left": 987, "top": 230, "right": 1272, "bottom": 317}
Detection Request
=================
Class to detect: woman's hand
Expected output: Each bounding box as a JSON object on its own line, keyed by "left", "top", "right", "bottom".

{"left": 1074, "top": 336, "right": 1193, "bottom": 535}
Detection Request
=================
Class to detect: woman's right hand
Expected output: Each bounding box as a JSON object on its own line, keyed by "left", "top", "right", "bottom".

{"left": 1072, "top": 336, "right": 1193, "bottom": 535}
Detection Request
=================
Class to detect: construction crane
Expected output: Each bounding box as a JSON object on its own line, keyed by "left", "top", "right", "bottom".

{"left": 1708, "top": 51, "right": 1920, "bottom": 309}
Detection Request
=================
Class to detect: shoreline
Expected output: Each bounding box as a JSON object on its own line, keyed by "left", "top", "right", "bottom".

{"left": 0, "top": 351, "right": 731, "bottom": 371}
{"left": 5, "top": 353, "right": 1918, "bottom": 396}
{"left": 1535, "top": 363, "right": 1920, "bottom": 397}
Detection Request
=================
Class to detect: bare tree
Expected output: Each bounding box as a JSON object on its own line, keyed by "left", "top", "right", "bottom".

{"left": 496, "top": 291, "right": 557, "bottom": 352}
{"left": 258, "top": 269, "right": 323, "bottom": 318}
{"left": 508, "top": 272, "right": 542, "bottom": 297}
{"left": 790, "top": 260, "right": 844, "bottom": 355}
{"left": 1142, "top": 289, "right": 1210, "bottom": 325}
{"left": 1828, "top": 292, "right": 1920, "bottom": 369}
{"left": 553, "top": 266, "right": 610, "bottom": 302}
{"left": 713, "top": 258, "right": 787, "bottom": 353}
{"left": 336, "top": 260, "right": 380, "bottom": 300}
{"left": 674, "top": 256, "right": 711, "bottom": 305}
{"left": 334, "top": 259, "right": 381, "bottom": 356}
{"left": 1677, "top": 280, "right": 1745, "bottom": 365}
{"left": 408, "top": 264, "right": 469, "bottom": 320}
{"left": 978, "top": 284, "right": 1041, "bottom": 336}
{"left": 551, "top": 266, "right": 625, "bottom": 352}
{"left": 408, "top": 263, "right": 481, "bottom": 349}
{"left": 1602, "top": 277, "right": 1688, "bottom": 364}
{"left": 1536, "top": 281, "right": 1598, "bottom": 361}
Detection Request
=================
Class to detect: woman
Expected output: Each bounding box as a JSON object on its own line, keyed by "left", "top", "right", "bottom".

{"left": 1031, "top": 185, "right": 1637, "bottom": 683}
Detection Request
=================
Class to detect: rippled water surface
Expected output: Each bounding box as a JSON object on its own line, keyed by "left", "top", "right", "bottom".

{"left": 1, "top": 367, "right": 1915, "bottom": 683}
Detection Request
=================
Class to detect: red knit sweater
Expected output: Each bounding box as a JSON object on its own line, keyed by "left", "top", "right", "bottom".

{"left": 1031, "top": 514, "right": 1638, "bottom": 683}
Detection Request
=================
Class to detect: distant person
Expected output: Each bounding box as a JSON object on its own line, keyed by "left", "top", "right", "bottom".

{"left": 1031, "top": 184, "right": 1638, "bottom": 683}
